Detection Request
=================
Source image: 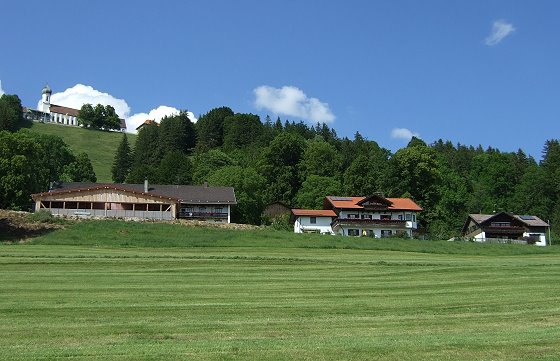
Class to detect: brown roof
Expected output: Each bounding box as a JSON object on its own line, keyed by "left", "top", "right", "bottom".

{"left": 50, "top": 104, "right": 79, "bottom": 117}
{"left": 468, "top": 213, "right": 549, "bottom": 228}
{"left": 32, "top": 182, "right": 236, "bottom": 205}
{"left": 291, "top": 209, "right": 337, "bottom": 217}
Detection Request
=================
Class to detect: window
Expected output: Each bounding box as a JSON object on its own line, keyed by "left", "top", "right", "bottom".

{"left": 348, "top": 214, "right": 359, "bottom": 219}
{"left": 310, "top": 217, "right": 317, "bottom": 224}
{"left": 398, "top": 215, "right": 403, "bottom": 220}
{"left": 491, "top": 222, "right": 511, "bottom": 227}
{"left": 405, "top": 213, "right": 412, "bottom": 221}
{"left": 413, "top": 214, "right": 416, "bottom": 222}
{"left": 381, "top": 230, "right": 393, "bottom": 237}
{"left": 380, "top": 214, "right": 391, "bottom": 220}
{"left": 348, "top": 229, "right": 360, "bottom": 236}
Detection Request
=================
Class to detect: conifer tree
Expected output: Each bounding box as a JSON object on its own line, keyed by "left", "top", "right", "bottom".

{"left": 111, "top": 133, "right": 132, "bottom": 183}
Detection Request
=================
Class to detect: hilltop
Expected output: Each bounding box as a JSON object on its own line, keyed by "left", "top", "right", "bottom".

{"left": 29, "top": 122, "right": 136, "bottom": 182}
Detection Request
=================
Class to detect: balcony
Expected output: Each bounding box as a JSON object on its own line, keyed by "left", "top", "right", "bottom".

{"left": 483, "top": 225, "right": 524, "bottom": 235}
{"left": 178, "top": 211, "right": 228, "bottom": 220}
{"left": 332, "top": 218, "right": 408, "bottom": 229}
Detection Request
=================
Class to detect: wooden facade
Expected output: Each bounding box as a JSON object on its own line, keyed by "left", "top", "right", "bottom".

{"left": 32, "top": 182, "right": 236, "bottom": 222}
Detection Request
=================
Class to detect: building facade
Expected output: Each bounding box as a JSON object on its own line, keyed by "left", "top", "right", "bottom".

{"left": 291, "top": 195, "right": 422, "bottom": 238}
{"left": 24, "top": 85, "right": 126, "bottom": 131}
{"left": 291, "top": 209, "right": 337, "bottom": 234}
{"left": 32, "top": 181, "right": 236, "bottom": 223}
{"left": 462, "top": 212, "right": 549, "bottom": 246}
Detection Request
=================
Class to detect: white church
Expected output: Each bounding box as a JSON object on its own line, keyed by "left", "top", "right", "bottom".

{"left": 24, "top": 85, "right": 126, "bottom": 131}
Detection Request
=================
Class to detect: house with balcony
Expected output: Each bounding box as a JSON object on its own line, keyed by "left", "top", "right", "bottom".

{"left": 32, "top": 181, "right": 236, "bottom": 223}
{"left": 461, "top": 212, "right": 549, "bottom": 246}
{"left": 291, "top": 194, "right": 422, "bottom": 237}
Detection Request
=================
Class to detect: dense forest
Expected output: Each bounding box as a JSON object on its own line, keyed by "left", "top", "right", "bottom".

{"left": 115, "top": 106, "right": 560, "bottom": 239}
{"left": 2, "top": 92, "right": 560, "bottom": 239}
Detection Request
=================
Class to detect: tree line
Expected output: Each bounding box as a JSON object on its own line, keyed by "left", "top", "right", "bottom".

{"left": 0, "top": 94, "right": 97, "bottom": 210}
{"left": 1, "top": 91, "right": 559, "bottom": 238}
{"left": 111, "top": 106, "right": 560, "bottom": 238}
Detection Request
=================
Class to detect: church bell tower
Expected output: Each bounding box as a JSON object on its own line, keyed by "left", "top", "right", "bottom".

{"left": 41, "top": 84, "right": 52, "bottom": 113}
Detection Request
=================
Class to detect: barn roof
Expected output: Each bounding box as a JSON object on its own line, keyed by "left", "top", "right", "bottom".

{"left": 32, "top": 182, "right": 236, "bottom": 205}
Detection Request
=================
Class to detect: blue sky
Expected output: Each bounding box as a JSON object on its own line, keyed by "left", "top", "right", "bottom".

{"left": 1, "top": 1, "right": 559, "bottom": 159}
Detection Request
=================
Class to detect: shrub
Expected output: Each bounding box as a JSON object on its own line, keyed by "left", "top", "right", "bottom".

{"left": 27, "top": 210, "right": 57, "bottom": 224}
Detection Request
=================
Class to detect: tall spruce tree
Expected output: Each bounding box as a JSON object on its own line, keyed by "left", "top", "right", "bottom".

{"left": 111, "top": 133, "right": 133, "bottom": 183}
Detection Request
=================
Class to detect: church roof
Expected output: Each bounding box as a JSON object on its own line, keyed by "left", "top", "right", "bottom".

{"left": 50, "top": 104, "right": 79, "bottom": 117}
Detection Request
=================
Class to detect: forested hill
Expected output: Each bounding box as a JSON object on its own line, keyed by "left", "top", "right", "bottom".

{"left": 2, "top": 93, "right": 560, "bottom": 239}
{"left": 118, "top": 107, "right": 560, "bottom": 238}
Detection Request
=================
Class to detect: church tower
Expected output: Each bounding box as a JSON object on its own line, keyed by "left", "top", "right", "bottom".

{"left": 41, "top": 84, "right": 52, "bottom": 113}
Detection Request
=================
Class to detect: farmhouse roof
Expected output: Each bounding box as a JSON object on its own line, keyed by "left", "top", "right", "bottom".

{"left": 32, "top": 182, "right": 236, "bottom": 205}
{"left": 325, "top": 196, "right": 422, "bottom": 211}
{"left": 291, "top": 209, "right": 337, "bottom": 217}
{"left": 467, "top": 212, "right": 549, "bottom": 228}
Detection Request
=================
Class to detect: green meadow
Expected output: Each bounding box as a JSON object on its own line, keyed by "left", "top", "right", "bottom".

{"left": 2, "top": 221, "right": 560, "bottom": 360}
{"left": 29, "top": 123, "right": 136, "bottom": 182}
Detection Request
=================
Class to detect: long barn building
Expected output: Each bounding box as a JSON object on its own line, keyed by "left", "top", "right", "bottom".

{"left": 32, "top": 181, "right": 236, "bottom": 223}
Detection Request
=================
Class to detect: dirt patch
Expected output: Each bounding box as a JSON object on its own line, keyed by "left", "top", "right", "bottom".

{"left": 0, "top": 210, "right": 64, "bottom": 243}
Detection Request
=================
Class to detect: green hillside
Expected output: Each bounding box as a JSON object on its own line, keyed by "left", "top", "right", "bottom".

{"left": 29, "top": 122, "right": 136, "bottom": 182}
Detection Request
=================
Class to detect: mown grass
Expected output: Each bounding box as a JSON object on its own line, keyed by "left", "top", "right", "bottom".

{"left": 29, "top": 123, "right": 136, "bottom": 182}
{"left": 30, "top": 219, "right": 560, "bottom": 256}
{"left": 2, "top": 221, "right": 560, "bottom": 360}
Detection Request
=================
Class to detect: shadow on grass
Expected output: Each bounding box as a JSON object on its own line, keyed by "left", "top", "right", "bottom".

{"left": 0, "top": 218, "right": 62, "bottom": 243}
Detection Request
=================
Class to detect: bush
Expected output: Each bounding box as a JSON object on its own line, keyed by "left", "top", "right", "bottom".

{"left": 27, "top": 210, "right": 57, "bottom": 224}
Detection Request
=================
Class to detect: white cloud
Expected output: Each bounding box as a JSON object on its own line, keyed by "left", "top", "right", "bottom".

{"left": 391, "top": 128, "right": 419, "bottom": 141}
{"left": 126, "top": 106, "right": 196, "bottom": 133}
{"left": 36, "top": 84, "right": 195, "bottom": 133}
{"left": 485, "top": 20, "right": 515, "bottom": 46}
{"left": 0, "top": 80, "right": 4, "bottom": 96}
{"left": 254, "top": 85, "right": 335, "bottom": 123}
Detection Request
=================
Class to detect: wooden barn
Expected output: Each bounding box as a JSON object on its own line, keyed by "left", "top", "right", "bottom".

{"left": 31, "top": 181, "right": 236, "bottom": 222}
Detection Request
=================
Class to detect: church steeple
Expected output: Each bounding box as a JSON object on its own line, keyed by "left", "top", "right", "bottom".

{"left": 41, "top": 84, "right": 52, "bottom": 112}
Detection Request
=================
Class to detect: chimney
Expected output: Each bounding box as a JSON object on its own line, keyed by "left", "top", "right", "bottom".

{"left": 144, "top": 178, "right": 149, "bottom": 193}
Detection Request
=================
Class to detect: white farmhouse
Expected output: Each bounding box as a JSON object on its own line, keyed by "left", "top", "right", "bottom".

{"left": 292, "top": 209, "right": 337, "bottom": 234}
{"left": 292, "top": 194, "right": 423, "bottom": 238}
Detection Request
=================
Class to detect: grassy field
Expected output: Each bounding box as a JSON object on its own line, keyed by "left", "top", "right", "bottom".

{"left": 2, "top": 221, "right": 560, "bottom": 360}
{"left": 29, "top": 122, "right": 136, "bottom": 182}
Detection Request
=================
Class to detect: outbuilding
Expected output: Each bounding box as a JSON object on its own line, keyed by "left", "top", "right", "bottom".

{"left": 31, "top": 181, "right": 236, "bottom": 223}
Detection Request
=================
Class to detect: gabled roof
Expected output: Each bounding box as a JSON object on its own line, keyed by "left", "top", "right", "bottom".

{"left": 325, "top": 196, "right": 364, "bottom": 209}
{"left": 325, "top": 196, "right": 422, "bottom": 211}
{"left": 32, "top": 182, "right": 236, "bottom": 205}
{"left": 50, "top": 104, "right": 79, "bottom": 117}
{"left": 466, "top": 212, "right": 549, "bottom": 228}
{"left": 356, "top": 194, "right": 393, "bottom": 207}
{"left": 386, "top": 198, "right": 423, "bottom": 211}
{"left": 291, "top": 209, "right": 337, "bottom": 217}
{"left": 135, "top": 119, "right": 158, "bottom": 130}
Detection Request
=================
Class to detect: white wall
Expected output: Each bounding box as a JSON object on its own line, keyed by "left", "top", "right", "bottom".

{"left": 294, "top": 216, "right": 333, "bottom": 234}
